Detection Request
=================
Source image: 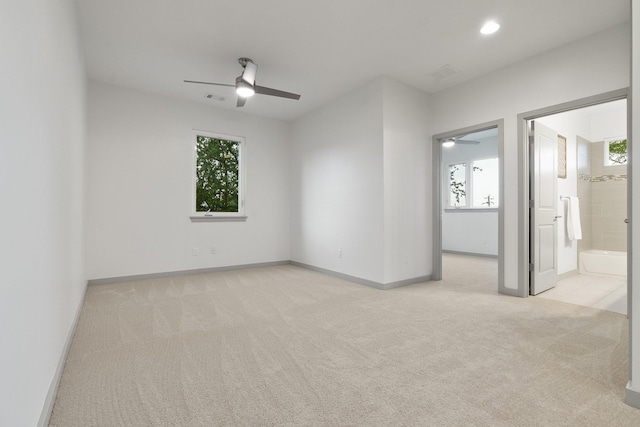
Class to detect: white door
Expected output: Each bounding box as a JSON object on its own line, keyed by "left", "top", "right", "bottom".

{"left": 530, "top": 121, "right": 558, "bottom": 295}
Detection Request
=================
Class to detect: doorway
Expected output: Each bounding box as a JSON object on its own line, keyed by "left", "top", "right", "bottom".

{"left": 432, "top": 120, "right": 505, "bottom": 292}
{"left": 528, "top": 99, "right": 628, "bottom": 313}
{"left": 517, "top": 89, "right": 630, "bottom": 304}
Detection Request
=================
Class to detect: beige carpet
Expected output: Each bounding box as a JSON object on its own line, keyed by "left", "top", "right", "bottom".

{"left": 50, "top": 255, "right": 640, "bottom": 426}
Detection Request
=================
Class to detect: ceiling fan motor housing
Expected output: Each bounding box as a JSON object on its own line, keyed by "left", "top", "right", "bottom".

{"left": 238, "top": 57, "right": 254, "bottom": 68}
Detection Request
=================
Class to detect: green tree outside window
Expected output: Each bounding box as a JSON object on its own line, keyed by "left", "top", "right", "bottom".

{"left": 196, "top": 136, "right": 240, "bottom": 212}
{"left": 608, "top": 139, "right": 627, "bottom": 165}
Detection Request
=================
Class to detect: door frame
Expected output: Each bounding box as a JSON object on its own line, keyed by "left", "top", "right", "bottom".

{"left": 431, "top": 119, "right": 505, "bottom": 292}
{"left": 516, "top": 88, "right": 630, "bottom": 298}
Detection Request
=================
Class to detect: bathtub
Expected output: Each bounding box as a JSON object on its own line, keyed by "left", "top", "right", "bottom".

{"left": 579, "top": 250, "right": 627, "bottom": 278}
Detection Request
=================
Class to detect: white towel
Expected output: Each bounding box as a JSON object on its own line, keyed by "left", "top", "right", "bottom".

{"left": 567, "top": 196, "right": 582, "bottom": 240}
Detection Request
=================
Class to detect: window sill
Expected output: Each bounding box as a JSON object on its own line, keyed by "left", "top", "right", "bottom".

{"left": 444, "top": 208, "right": 499, "bottom": 213}
{"left": 190, "top": 215, "right": 247, "bottom": 222}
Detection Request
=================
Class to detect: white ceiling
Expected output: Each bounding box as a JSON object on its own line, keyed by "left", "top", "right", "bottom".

{"left": 75, "top": 0, "right": 630, "bottom": 122}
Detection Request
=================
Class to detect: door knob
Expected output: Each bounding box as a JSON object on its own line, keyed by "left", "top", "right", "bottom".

{"left": 624, "top": 218, "right": 630, "bottom": 224}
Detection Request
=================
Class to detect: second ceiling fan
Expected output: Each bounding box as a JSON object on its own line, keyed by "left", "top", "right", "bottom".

{"left": 184, "top": 57, "right": 301, "bottom": 107}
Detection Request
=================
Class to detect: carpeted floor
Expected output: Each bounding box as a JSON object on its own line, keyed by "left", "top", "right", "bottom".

{"left": 50, "top": 255, "right": 640, "bottom": 426}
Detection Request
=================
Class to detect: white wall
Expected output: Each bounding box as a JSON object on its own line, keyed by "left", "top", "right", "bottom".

{"left": 591, "top": 107, "right": 628, "bottom": 141}
{"left": 0, "top": 0, "right": 86, "bottom": 425}
{"left": 431, "top": 23, "right": 630, "bottom": 290}
{"left": 441, "top": 138, "right": 499, "bottom": 256}
{"left": 290, "top": 77, "right": 432, "bottom": 286}
{"left": 382, "top": 78, "right": 432, "bottom": 283}
{"left": 86, "top": 81, "right": 291, "bottom": 279}
{"left": 290, "top": 79, "right": 385, "bottom": 283}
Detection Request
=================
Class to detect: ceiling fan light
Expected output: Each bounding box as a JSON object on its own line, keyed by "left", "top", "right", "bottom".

{"left": 442, "top": 139, "right": 455, "bottom": 148}
{"left": 236, "top": 81, "right": 255, "bottom": 98}
{"left": 481, "top": 21, "right": 500, "bottom": 35}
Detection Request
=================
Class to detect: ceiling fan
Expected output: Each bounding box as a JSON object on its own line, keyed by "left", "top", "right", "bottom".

{"left": 442, "top": 133, "right": 481, "bottom": 147}
{"left": 184, "top": 57, "right": 301, "bottom": 107}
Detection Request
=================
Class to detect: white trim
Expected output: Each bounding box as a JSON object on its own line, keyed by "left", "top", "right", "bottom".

{"left": 191, "top": 129, "right": 246, "bottom": 218}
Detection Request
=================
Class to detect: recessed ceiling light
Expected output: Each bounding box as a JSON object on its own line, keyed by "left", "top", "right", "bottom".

{"left": 480, "top": 21, "right": 500, "bottom": 35}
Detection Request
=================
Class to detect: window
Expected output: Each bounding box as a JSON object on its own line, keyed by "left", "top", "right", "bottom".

{"left": 471, "top": 158, "right": 498, "bottom": 207}
{"left": 605, "top": 138, "right": 627, "bottom": 166}
{"left": 448, "top": 163, "right": 467, "bottom": 207}
{"left": 193, "top": 131, "right": 245, "bottom": 218}
{"left": 447, "top": 157, "right": 499, "bottom": 208}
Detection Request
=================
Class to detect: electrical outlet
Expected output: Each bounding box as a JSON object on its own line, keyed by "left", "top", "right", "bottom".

{"left": 192, "top": 248, "right": 199, "bottom": 256}
{"left": 338, "top": 249, "right": 342, "bottom": 259}
{"left": 211, "top": 247, "right": 216, "bottom": 255}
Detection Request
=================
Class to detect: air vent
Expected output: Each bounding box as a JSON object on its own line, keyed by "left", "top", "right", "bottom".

{"left": 429, "top": 64, "right": 459, "bottom": 82}
{"left": 204, "top": 93, "right": 225, "bottom": 102}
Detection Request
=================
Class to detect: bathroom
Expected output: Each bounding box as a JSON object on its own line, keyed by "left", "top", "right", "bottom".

{"left": 535, "top": 99, "right": 628, "bottom": 313}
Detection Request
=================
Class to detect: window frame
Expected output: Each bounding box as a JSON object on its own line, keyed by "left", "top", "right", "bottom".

{"left": 446, "top": 156, "right": 499, "bottom": 210}
{"left": 190, "top": 130, "right": 247, "bottom": 221}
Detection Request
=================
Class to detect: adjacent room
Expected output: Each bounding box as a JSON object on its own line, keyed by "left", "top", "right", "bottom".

{"left": 533, "top": 100, "right": 629, "bottom": 314}
{"left": 437, "top": 126, "right": 500, "bottom": 287}
{"left": 2, "top": 1, "right": 640, "bottom": 425}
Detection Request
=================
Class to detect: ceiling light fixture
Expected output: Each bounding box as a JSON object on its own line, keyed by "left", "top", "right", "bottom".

{"left": 442, "top": 139, "right": 455, "bottom": 148}
{"left": 236, "top": 80, "right": 255, "bottom": 98}
{"left": 480, "top": 21, "right": 500, "bottom": 35}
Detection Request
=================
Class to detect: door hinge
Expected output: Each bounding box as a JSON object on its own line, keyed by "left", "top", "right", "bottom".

{"left": 529, "top": 200, "right": 534, "bottom": 208}
{"left": 529, "top": 263, "right": 534, "bottom": 272}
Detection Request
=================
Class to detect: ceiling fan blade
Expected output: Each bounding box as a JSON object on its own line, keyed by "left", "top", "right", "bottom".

{"left": 241, "top": 62, "right": 257, "bottom": 86}
{"left": 254, "top": 85, "right": 301, "bottom": 100}
{"left": 184, "top": 80, "right": 235, "bottom": 87}
{"left": 236, "top": 96, "right": 247, "bottom": 107}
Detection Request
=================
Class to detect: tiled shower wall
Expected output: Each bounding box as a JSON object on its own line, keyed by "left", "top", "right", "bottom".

{"left": 576, "top": 137, "right": 627, "bottom": 253}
